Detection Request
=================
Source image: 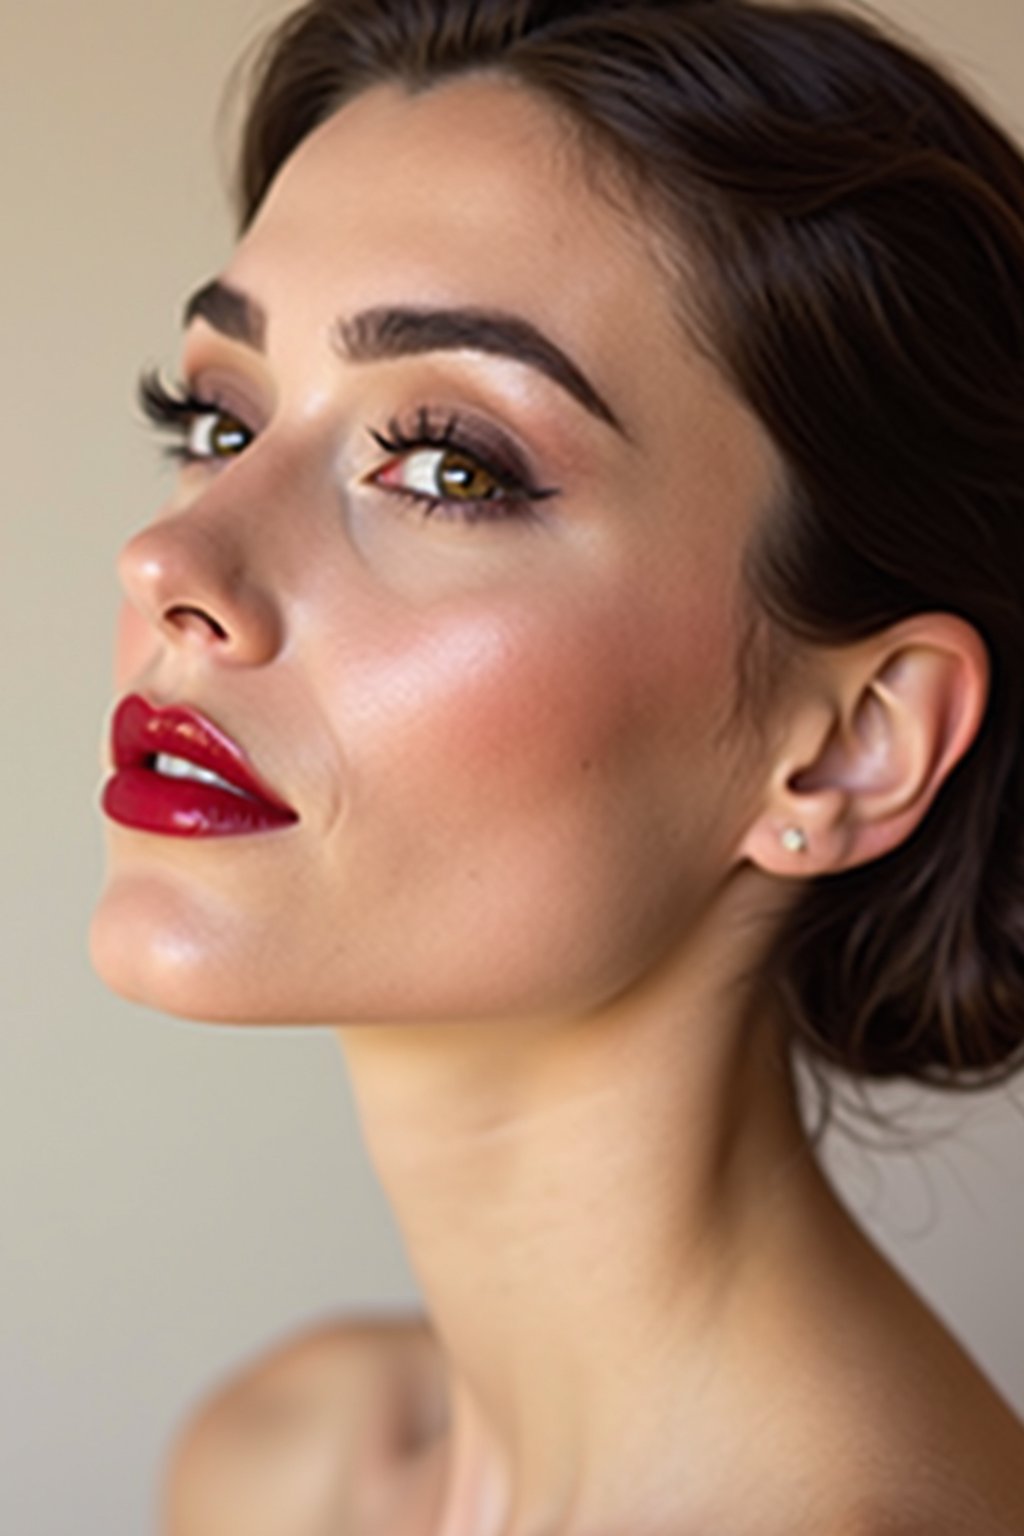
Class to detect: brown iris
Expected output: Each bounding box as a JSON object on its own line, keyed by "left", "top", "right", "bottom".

{"left": 435, "top": 449, "right": 502, "bottom": 500}
{"left": 207, "top": 414, "right": 252, "bottom": 458}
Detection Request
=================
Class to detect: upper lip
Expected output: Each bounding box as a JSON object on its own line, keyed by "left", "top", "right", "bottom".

{"left": 110, "top": 694, "right": 298, "bottom": 816}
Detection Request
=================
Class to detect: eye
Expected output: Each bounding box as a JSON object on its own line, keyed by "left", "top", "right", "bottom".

{"left": 366, "top": 408, "right": 558, "bottom": 524}
{"left": 136, "top": 369, "right": 255, "bottom": 466}
{"left": 380, "top": 445, "right": 510, "bottom": 504}
{"left": 184, "top": 409, "right": 253, "bottom": 462}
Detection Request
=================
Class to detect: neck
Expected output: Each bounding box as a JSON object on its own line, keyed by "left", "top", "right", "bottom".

{"left": 335, "top": 875, "right": 850, "bottom": 1535}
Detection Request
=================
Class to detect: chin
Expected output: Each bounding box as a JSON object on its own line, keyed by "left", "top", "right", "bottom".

{"left": 89, "top": 875, "right": 268, "bottom": 1025}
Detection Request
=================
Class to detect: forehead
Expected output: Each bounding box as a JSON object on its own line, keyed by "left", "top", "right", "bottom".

{"left": 242, "top": 73, "right": 653, "bottom": 294}
{"left": 231, "top": 76, "right": 706, "bottom": 405}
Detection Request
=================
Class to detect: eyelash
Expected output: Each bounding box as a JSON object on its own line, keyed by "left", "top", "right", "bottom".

{"left": 136, "top": 371, "right": 556, "bottom": 526}
{"left": 137, "top": 370, "right": 247, "bottom": 464}
{"left": 367, "top": 406, "right": 556, "bottom": 523}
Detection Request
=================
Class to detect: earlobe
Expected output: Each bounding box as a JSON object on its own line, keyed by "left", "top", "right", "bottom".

{"left": 736, "top": 614, "right": 990, "bottom": 878}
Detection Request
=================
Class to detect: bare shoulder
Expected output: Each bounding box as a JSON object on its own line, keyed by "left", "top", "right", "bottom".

{"left": 822, "top": 1372, "right": 1024, "bottom": 1536}
{"left": 162, "top": 1312, "right": 448, "bottom": 1536}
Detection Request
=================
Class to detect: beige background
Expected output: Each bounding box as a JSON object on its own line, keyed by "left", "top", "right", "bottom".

{"left": 2, "top": 2, "right": 1023, "bottom": 1531}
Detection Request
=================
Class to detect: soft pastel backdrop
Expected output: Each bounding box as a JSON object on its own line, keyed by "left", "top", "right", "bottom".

{"left": 2, "top": 2, "right": 1022, "bottom": 1531}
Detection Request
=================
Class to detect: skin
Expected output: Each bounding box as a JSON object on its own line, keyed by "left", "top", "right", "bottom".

{"left": 91, "top": 75, "right": 1023, "bottom": 1536}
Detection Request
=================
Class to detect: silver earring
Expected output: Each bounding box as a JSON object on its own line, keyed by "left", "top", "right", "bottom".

{"left": 780, "top": 826, "right": 809, "bottom": 853}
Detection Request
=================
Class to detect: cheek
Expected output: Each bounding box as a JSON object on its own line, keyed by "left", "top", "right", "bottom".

{"left": 325, "top": 576, "right": 743, "bottom": 1017}
{"left": 333, "top": 573, "right": 737, "bottom": 827}
{"left": 421, "top": 612, "right": 613, "bottom": 784}
{"left": 359, "top": 608, "right": 625, "bottom": 818}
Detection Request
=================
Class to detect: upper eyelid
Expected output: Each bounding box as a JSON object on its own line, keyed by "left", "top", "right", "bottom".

{"left": 171, "top": 354, "right": 267, "bottom": 423}
{"left": 137, "top": 371, "right": 238, "bottom": 421}
{"left": 369, "top": 412, "right": 537, "bottom": 492}
{"left": 187, "top": 383, "right": 260, "bottom": 430}
{"left": 181, "top": 347, "right": 543, "bottom": 445}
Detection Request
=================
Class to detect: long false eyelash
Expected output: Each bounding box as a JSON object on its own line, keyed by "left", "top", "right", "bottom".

{"left": 136, "top": 368, "right": 228, "bottom": 463}
{"left": 136, "top": 377, "right": 556, "bottom": 520}
{"left": 368, "top": 405, "right": 556, "bottom": 513}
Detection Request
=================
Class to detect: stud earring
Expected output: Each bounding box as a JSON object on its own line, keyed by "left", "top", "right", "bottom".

{"left": 780, "top": 826, "right": 809, "bottom": 853}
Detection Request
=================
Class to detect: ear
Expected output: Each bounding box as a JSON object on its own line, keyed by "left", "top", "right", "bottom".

{"left": 736, "top": 613, "right": 990, "bottom": 877}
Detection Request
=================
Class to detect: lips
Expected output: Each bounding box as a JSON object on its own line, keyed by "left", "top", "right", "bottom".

{"left": 101, "top": 694, "right": 299, "bottom": 837}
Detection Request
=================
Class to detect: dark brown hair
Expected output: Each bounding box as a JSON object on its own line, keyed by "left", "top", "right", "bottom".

{"left": 231, "top": 0, "right": 1024, "bottom": 1111}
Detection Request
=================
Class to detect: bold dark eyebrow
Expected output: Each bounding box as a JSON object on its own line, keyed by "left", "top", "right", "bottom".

{"left": 334, "top": 305, "right": 624, "bottom": 435}
{"left": 182, "top": 280, "right": 624, "bottom": 436}
{"left": 183, "top": 279, "right": 268, "bottom": 351}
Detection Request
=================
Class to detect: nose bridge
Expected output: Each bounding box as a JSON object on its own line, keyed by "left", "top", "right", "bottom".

{"left": 117, "top": 491, "right": 284, "bottom": 664}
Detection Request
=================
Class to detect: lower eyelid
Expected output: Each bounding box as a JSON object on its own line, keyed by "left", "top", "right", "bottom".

{"left": 387, "top": 486, "right": 541, "bottom": 525}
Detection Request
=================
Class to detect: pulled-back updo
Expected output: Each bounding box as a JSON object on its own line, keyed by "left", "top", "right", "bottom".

{"left": 229, "top": 0, "right": 1024, "bottom": 1100}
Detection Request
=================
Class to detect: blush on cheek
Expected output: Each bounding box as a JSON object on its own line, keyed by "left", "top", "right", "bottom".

{"left": 367, "top": 602, "right": 656, "bottom": 812}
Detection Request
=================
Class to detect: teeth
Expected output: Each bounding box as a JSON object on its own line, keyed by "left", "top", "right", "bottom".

{"left": 151, "top": 753, "right": 248, "bottom": 798}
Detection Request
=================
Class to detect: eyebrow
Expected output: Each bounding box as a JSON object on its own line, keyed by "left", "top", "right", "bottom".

{"left": 183, "top": 279, "right": 267, "bottom": 351}
{"left": 182, "top": 279, "right": 624, "bottom": 436}
{"left": 335, "top": 306, "right": 624, "bottom": 434}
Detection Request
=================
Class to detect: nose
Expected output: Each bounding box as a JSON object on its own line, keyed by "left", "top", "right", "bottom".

{"left": 116, "top": 510, "right": 284, "bottom": 666}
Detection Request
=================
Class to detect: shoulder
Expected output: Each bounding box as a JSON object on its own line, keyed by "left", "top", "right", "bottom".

{"left": 162, "top": 1312, "right": 447, "bottom": 1536}
{"left": 826, "top": 1513, "right": 1024, "bottom": 1536}
{"left": 819, "top": 1414, "right": 1024, "bottom": 1536}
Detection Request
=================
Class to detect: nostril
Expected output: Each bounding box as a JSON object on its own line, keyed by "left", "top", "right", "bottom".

{"left": 116, "top": 518, "right": 283, "bottom": 662}
{"left": 164, "top": 603, "right": 230, "bottom": 641}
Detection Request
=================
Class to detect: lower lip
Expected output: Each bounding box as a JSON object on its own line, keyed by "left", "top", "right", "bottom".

{"left": 102, "top": 768, "right": 298, "bottom": 838}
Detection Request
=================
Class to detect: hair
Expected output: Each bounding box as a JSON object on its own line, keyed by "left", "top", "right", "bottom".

{"left": 228, "top": 0, "right": 1024, "bottom": 1118}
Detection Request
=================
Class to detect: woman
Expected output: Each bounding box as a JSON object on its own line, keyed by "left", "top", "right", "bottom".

{"left": 92, "top": 0, "right": 1024, "bottom": 1531}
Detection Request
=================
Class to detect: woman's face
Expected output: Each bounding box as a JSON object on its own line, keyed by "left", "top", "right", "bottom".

{"left": 91, "top": 75, "right": 784, "bottom": 1025}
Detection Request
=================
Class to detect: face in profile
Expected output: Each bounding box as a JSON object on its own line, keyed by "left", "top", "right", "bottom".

{"left": 91, "top": 74, "right": 784, "bottom": 1028}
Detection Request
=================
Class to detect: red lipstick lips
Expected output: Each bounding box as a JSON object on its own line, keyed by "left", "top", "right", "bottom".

{"left": 102, "top": 694, "right": 299, "bottom": 837}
